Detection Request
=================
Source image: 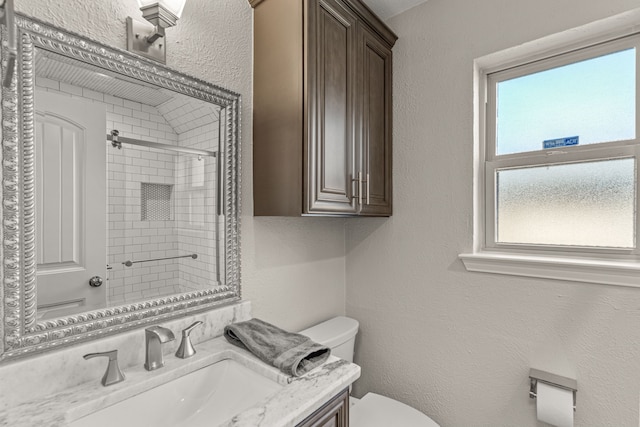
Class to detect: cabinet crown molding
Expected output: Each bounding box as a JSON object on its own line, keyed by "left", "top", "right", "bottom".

{"left": 248, "top": 0, "right": 397, "bottom": 47}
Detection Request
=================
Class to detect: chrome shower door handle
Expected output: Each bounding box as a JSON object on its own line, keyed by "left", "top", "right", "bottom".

{"left": 89, "top": 276, "right": 103, "bottom": 287}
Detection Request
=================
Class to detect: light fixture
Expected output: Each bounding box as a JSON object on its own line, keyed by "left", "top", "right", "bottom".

{"left": 126, "top": 0, "right": 187, "bottom": 64}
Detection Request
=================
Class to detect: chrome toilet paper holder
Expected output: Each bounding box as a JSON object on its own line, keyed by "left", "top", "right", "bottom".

{"left": 529, "top": 368, "right": 577, "bottom": 411}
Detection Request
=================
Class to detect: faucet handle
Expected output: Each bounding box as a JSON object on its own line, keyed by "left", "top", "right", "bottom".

{"left": 83, "top": 350, "right": 125, "bottom": 387}
{"left": 175, "top": 321, "right": 203, "bottom": 359}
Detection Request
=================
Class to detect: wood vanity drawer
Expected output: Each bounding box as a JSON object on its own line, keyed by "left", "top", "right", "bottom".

{"left": 297, "top": 388, "right": 349, "bottom": 427}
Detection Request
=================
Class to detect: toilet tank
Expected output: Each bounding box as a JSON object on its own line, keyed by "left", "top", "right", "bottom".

{"left": 299, "top": 316, "right": 359, "bottom": 362}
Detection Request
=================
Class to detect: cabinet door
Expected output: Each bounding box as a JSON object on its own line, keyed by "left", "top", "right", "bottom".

{"left": 305, "top": 0, "right": 358, "bottom": 214}
{"left": 358, "top": 25, "right": 392, "bottom": 216}
{"left": 297, "top": 389, "right": 349, "bottom": 427}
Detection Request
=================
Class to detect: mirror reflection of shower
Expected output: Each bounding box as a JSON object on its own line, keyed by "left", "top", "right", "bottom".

{"left": 105, "top": 123, "right": 222, "bottom": 306}
{"left": 34, "top": 48, "right": 224, "bottom": 316}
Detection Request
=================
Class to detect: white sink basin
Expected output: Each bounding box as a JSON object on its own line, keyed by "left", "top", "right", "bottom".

{"left": 69, "top": 358, "right": 283, "bottom": 427}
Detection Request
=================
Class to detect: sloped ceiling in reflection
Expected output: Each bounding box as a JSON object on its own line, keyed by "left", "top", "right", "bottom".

{"left": 34, "top": 49, "right": 220, "bottom": 134}
{"left": 35, "top": 49, "right": 173, "bottom": 106}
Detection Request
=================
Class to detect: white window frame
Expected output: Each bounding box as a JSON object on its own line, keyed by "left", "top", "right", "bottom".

{"left": 460, "top": 12, "right": 640, "bottom": 288}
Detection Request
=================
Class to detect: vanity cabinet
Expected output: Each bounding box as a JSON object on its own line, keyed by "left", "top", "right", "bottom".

{"left": 297, "top": 388, "right": 349, "bottom": 427}
{"left": 251, "top": 0, "right": 396, "bottom": 216}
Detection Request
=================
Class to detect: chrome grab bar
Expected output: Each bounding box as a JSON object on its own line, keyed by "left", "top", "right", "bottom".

{"left": 122, "top": 253, "right": 198, "bottom": 267}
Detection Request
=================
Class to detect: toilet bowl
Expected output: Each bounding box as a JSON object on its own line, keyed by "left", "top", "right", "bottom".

{"left": 300, "top": 317, "right": 440, "bottom": 427}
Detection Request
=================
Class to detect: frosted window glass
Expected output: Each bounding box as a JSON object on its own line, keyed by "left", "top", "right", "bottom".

{"left": 496, "top": 159, "right": 636, "bottom": 248}
{"left": 496, "top": 48, "right": 635, "bottom": 156}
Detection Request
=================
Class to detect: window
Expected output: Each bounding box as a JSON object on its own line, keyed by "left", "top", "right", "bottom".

{"left": 461, "top": 30, "right": 640, "bottom": 286}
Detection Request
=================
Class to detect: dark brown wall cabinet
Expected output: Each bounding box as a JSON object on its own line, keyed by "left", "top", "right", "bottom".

{"left": 296, "top": 389, "right": 349, "bottom": 427}
{"left": 251, "top": 0, "right": 397, "bottom": 216}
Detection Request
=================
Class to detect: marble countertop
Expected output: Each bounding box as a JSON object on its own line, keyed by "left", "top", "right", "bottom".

{"left": 0, "top": 336, "right": 360, "bottom": 427}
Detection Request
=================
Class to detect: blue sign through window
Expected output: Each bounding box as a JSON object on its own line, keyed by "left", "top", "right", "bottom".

{"left": 543, "top": 136, "right": 579, "bottom": 149}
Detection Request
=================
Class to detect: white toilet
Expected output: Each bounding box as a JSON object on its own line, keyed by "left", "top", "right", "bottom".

{"left": 300, "top": 316, "right": 440, "bottom": 427}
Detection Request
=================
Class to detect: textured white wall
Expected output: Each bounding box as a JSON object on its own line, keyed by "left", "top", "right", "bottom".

{"left": 346, "top": 1, "right": 640, "bottom": 426}
{"left": 15, "top": 0, "right": 346, "bottom": 331}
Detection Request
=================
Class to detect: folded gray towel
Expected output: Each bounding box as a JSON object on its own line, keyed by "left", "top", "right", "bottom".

{"left": 224, "top": 318, "right": 331, "bottom": 377}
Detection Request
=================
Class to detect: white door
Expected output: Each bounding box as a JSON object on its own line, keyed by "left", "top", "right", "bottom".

{"left": 35, "top": 89, "right": 107, "bottom": 314}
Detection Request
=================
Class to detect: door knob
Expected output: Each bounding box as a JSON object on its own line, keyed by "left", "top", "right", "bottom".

{"left": 89, "top": 276, "right": 104, "bottom": 287}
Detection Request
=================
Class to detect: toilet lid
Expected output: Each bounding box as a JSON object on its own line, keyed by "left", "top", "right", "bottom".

{"left": 350, "top": 393, "right": 440, "bottom": 427}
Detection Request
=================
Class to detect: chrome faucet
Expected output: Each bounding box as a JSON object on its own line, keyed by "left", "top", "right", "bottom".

{"left": 175, "top": 321, "right": 204, "bottom": 359}
{"left": 144, "top": 325, "right": 175, "bottom": 371}
{"left": 83, "top": 349, "right": 126, "bottom": 386}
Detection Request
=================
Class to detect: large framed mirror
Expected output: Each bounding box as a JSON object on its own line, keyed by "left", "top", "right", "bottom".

{"left": 1, "top": 14, "right": 241, "bottom": 361}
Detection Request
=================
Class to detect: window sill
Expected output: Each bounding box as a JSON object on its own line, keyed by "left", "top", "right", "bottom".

{"left": 458, "top": 252, "right": 640, "bottom": 287}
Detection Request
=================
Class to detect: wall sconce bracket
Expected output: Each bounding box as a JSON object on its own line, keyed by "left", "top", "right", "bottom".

{"left": 126, "top": 17, "right": 166, "bottom": 64}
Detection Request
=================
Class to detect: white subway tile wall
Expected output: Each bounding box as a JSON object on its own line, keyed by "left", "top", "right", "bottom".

{"left": 108, "top": 144, "right": 181, "bottom": 305}
{"left": 35, "top": 76, "right": 221, "bottom": 306}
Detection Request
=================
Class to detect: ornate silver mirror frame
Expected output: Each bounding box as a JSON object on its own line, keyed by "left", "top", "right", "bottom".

{"left": 0, "top": 14, "right": 241, "bottom": 361}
